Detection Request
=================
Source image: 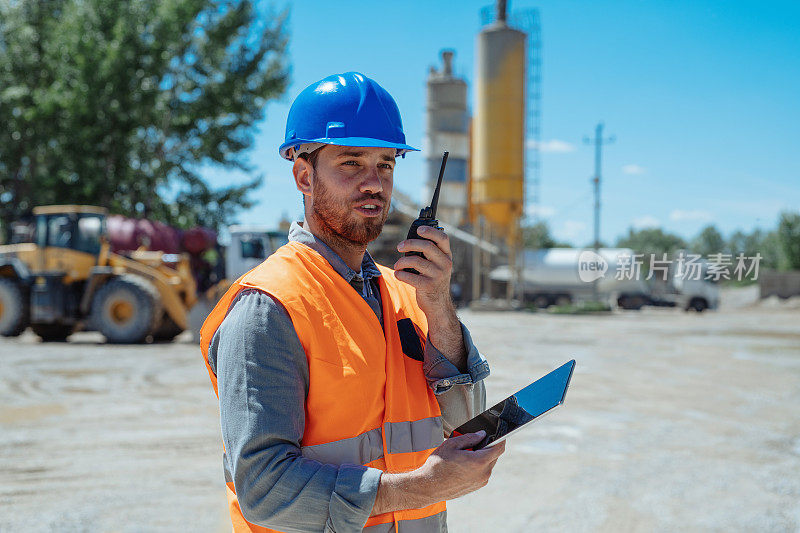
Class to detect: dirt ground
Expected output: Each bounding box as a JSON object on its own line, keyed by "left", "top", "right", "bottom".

{"left": 1, "top": 301, "right": 798, "bottom": 532}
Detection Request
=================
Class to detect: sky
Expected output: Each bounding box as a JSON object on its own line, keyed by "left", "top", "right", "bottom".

{"left": 202, "top": 0, "right": 800, "bottom": 247}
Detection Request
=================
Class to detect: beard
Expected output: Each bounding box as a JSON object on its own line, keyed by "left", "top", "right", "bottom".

{"left": 309, "top": 171, "right": 390, "bottom": 246}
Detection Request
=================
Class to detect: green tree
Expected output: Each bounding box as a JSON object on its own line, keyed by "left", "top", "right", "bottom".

{"left": 522, "top": 220, "right": 572, "bottom": 249}
{"left": 0, "top": 0, "right": 288, "bottom": 234}
{"left": 728, "top": 230, "right": 748, "bottom": 256}
{"left": 777, "top": 211, "right": 800, "bottom": 270}
{"left": 728, "top": 227, "right": 784, "bottom": 270}
{"left": 759, "top": 230, "right": 785, "bottom": 270}
{"left": 616, "top": 227, "right": 687, "bottom": 257}
{"left": 691, "top": 225, "right": 725, "bottom": 258}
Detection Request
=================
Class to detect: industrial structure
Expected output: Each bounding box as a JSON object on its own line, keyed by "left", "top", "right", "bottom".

{"left": 369, "top": 0, "right": 542, "bottom": 306}
{"left": 424, "top": 50, "right": 469, "bottom": 227}
{"left": 471, "top": 0, "right": 527, "bottom": 301}
{"left": 480, "top": 3, "right": 543, "bottom": 221}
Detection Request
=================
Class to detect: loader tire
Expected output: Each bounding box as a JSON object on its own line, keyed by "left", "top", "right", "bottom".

{"left": 0, "top": 278, "right": 29, "bottom": 337}
{"left": 153, "top": 313, "right": 183, "bottom": 342}
{"left": 31, "top": 324, "right": 73, "bottom": 342}
{"left": 91, "top": 275, "right": 162, "bottom": 344}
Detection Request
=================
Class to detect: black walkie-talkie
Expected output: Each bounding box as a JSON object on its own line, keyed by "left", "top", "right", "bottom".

{"left": 403, "top": 151, "right": 448, "bottom": 274}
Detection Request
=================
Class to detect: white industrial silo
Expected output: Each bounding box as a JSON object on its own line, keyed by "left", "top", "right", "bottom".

{"left": 424, "top": 49, "right": 469, "bottom": 226}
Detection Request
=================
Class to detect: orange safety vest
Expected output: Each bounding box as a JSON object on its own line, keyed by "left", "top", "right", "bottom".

{"left": 200, "top": 241, "right": 447, "bottom": 532}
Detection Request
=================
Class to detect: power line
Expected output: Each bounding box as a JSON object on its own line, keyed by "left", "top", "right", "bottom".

{"left": 544, "top": 190, "right": 594, "bottom": 222}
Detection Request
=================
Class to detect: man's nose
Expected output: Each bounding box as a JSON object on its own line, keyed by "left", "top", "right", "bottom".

{"left": 360, "top": 167, "right": 383, "bottom": 194}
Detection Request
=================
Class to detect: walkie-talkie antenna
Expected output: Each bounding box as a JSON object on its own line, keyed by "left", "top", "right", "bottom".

{"left": 403, "top": 151, "right": 449, "bottom": 274}
{"left": 428, "top": 151, "right": 448, "bottom": 219}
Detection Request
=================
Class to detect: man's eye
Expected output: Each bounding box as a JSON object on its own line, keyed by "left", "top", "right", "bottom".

{"left": 379, "top": 163, "right": 394, "bottom": 170}
{"left": 343, "top": 160, "right": 359, "bottom": 166}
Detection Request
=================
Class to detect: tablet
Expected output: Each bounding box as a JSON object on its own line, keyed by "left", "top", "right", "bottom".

{"left": 449, "top": 360, "right": 575, "bottom": 449}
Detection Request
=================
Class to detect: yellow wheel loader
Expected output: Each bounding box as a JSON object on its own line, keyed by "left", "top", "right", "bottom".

{"left": 0, "top": 206, "right": 197, "bottom": 343}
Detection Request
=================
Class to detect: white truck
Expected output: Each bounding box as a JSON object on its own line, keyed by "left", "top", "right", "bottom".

{"left": 224, "top": 225, "right": 289, "bottom": 281}
{"left": 490, "top": 248, "right": 719, "bottom": 312}
{"left": 188, "top": 225, "right": 289, "bottom": 338}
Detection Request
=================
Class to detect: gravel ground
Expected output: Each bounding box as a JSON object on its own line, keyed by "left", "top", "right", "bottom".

{"left": 1, "top": 305, "right": 798, "bottom": 532}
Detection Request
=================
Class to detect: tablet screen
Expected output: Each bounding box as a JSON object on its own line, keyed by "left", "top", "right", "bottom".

{"left": 449, "top": 359, "right": 575, "bottom": 449}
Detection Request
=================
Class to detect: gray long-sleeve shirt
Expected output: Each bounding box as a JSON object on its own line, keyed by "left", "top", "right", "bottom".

{"left": 209, "top": 222, "right": 489, "bottom": 532}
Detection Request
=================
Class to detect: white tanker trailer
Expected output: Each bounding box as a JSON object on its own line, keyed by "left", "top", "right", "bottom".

{"left": 490, "top": 248, "right": 719, "bottom": 311}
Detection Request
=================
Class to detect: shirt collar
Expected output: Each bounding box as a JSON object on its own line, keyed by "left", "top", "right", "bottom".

{"left": 288, "top": 221, "right": 382, "bottom": 282}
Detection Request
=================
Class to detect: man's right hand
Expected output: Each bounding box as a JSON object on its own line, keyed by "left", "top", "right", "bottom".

{"left": 371, "top": 431, "right": 506, "bottom": 516}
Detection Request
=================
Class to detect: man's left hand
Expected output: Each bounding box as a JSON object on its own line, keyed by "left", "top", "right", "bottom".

{"left": 393, "top": 225, "right": 454, "bottom": 317}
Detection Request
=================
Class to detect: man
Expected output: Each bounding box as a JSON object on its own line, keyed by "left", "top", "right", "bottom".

{"left": 200, "top": 72, "right": 504, "bottom": 533}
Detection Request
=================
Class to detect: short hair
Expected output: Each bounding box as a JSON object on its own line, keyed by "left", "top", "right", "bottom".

{"left": 298, "top": 146, "right": 324, "bottom": 209}
{"left": 297, "top": 146, "right": 324, "bottom": 170}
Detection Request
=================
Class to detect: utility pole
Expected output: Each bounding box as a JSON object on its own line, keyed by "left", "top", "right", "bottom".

{"left": 583, "top": 122, "right": 614, "bottom": 302}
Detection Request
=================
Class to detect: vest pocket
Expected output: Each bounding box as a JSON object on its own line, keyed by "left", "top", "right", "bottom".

{"left": 396, "top": 318, "right": 424, "bottom": 362}
{"left": 306, "top": 357, "right": 385, "bottom": 439}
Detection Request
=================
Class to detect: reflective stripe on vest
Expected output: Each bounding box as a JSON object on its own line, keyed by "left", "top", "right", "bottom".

{"left": 201, "top": 241, "right": 446, "bottom": 532}
{"left": 363, "top": 511, "right": 448, "bottom": 533}
{"left": 301, "top": 417, "right": 443, "bottom": 466}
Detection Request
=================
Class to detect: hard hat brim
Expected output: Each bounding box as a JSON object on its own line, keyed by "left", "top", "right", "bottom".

{"left": 279, "top": 137, "right": 419, "bottom": 160}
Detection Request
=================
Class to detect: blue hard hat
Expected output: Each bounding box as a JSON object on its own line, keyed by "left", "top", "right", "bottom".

{"left": 279, "top": 72, "right": 419, "bottom": 160}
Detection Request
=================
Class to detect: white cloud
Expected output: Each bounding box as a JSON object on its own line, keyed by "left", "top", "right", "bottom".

{"left": 526, "top": 139, "right": 576, "bottom": 153}
{"left": 669, "top": 209, "right": 712, "bottom": 222}
{"left": 622, "top": 164, "right": 646, "bottom": 175}
{"left": 525, "top": 204, "right": 556, "bottom": 218}
{"left": 632, "top": 216, "right": 661, "bottom": 229}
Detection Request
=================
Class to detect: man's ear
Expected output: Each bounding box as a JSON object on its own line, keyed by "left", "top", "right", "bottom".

{"left": 293, "top": 158, "right": 313, "bottom": 196}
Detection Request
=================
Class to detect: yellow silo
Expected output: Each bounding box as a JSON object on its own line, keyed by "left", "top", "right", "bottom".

{"left": 471, "top": 5, "right": 525, "bottom": 241}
